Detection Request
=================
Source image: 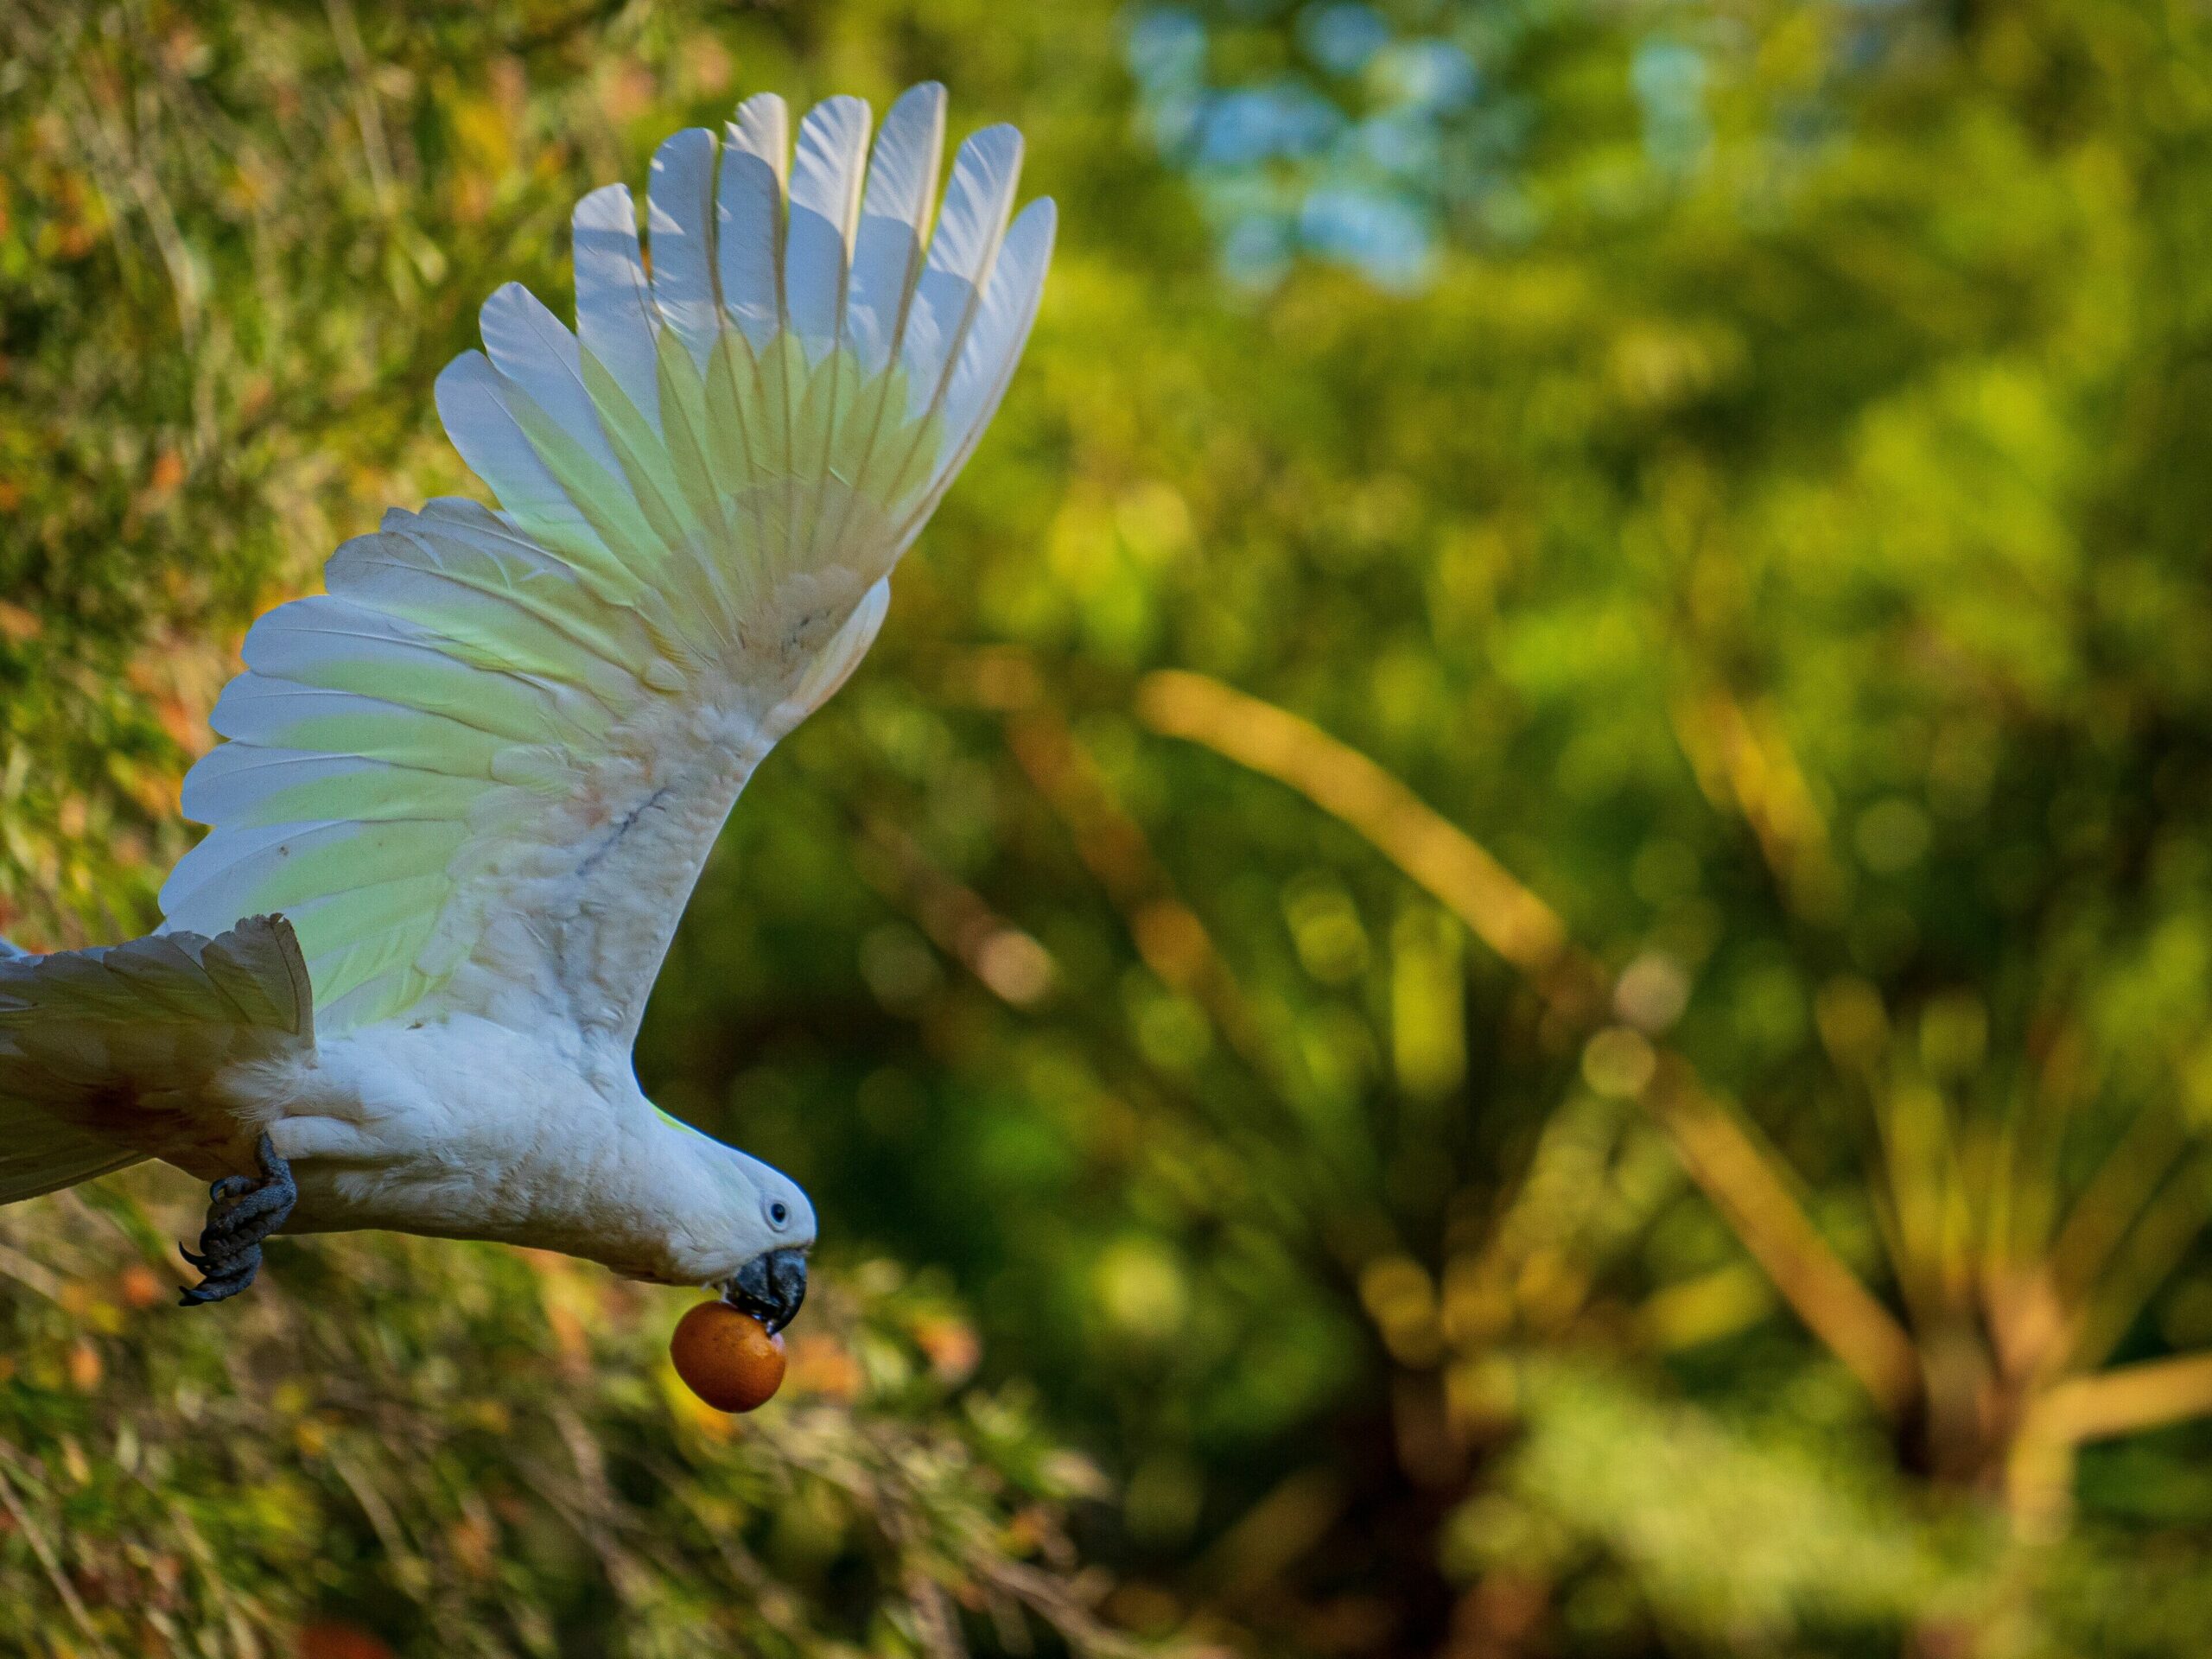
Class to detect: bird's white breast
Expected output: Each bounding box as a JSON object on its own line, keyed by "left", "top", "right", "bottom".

{"left": 240, "top": 1016, "right": 734, "bottom": 1283}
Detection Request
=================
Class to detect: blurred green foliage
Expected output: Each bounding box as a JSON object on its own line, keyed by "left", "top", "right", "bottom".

{"left": 10, "top": 0, "right": 2212, "bottom": 1655}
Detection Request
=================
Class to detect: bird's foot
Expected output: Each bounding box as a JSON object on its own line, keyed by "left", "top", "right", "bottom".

{"left": 178, "top": 1133, "right": 295, "bottom": 1306}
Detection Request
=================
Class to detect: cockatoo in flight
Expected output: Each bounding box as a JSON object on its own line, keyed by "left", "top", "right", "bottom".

{"left": 0, "top": 85, "right": 1052, "bottom": 1326}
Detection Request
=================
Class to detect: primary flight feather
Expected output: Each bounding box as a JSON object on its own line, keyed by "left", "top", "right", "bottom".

{"left": 0, "top": 85, "right": 1053, "bottom": 1318}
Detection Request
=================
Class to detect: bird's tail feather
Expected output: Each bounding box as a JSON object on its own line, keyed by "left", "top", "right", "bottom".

{"left": 0, "top": 915, "right": 315, "bottom": 1204}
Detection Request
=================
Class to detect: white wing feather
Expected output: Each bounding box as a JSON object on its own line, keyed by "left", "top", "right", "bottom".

{"left": 572, "top": 184, "right": 663, "bottom": 433}
{"left": 646, "top": 129, "right": 724, "bottom": 369}
{"left": 849, "top": 84, "right": 948, "bottom": 375}
{"left": 785, "top": 96, "right": 872, "bottom": 355}
{"left": 162, "top": 87, "right": 1055, "bottom": 1046}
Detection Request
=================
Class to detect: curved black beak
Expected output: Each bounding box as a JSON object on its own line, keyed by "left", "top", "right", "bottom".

{"left": 726, "top": 1248, "right": 808, "bottom": 1336}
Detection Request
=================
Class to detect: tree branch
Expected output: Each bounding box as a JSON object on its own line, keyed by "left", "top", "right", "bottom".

{"left": 1135, "top": 668, "right": 1922, "bottom": 1418}
{"left": 2032, "top": 1350, "right": 2212, "bottom": 1446}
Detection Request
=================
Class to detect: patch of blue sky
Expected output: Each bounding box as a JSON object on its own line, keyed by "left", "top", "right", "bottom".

{"left": 1127, "top": 5, "right": 1209, "bottom": 91}
{"left": 1300, "top": 187, "right": 1432, "bottom": 289}
{"left": 1127, "top": 10, "right": 1209, "bottom": 151}
{"left": 1352, "top": 105, "right": 1441, "bottom": 177}
{"left": 1124, "top": 2, "right": 1527, "bottom": 289}
{"left": 1299, "top": 3, "right": 1392, "bottom": 75}
{"left": 1196, "top": 82, "right": 1347, "bottom": 166}
{"left": 1631, "top": 40, "right": 1710, "bottom": 173}
{"left": 1373, "top": 38, "right": 1478, "bottom": 113}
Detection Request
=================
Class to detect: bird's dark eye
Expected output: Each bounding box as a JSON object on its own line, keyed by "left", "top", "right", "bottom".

{"left": 768, "top": 1200, "right": 790, "bottom": 1229}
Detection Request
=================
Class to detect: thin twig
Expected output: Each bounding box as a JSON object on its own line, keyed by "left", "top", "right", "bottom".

{"left": 2067, "top": 1152, "right": 2212, "bottom": 1374}
{"left": 1139, "top": 671, "right": 1579, "bottom": 996}
{"left": 855, "top": 813, "right": 1057, "bottom": 1008}
{"left": 2048, "top": 1101, "right": 2190, "bottom": 1314}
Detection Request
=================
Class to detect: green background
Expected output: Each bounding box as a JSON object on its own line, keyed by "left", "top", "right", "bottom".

{"left": 7, "top": 0, "right": 2212, "bottom": 1653}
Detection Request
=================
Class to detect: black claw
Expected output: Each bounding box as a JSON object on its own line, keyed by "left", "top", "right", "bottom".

{"left": 180, "top": 1239, "right": 250, "bottom": 1275}
{"left": 177, "top": 1134, "right": 296, "bottom": 1309}
{"left": 179, "top": 1273, "right": 252, "bottom": 1306}
{"left": 180, "top": 1246, "right": 264, "bottom": 1299}
{"left": 181, "top": 1241, "right": 253, "bottom": 1274}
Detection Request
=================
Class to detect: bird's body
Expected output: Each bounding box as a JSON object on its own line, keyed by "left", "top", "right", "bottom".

{"left": 0, "top": 83, "right": 1052, "bottom": 1312}
{"left": 200, "top": 1019, "right": 768, "bottom": 1287}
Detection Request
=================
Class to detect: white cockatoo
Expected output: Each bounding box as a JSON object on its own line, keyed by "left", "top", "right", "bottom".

{"left": 0, "top": 85, "right": 1052, "bottom": 1324}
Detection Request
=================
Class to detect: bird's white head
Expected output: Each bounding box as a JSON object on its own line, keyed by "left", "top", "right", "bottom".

{"left": 699, "top": 1141, "right": 816, "bottom": 1335}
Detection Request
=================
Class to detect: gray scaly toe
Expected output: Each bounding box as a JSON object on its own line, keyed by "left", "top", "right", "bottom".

{"left": 179, "top": 1133, "right": 296, "bottom": 1306}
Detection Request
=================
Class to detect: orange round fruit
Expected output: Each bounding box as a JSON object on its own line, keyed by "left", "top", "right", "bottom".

{"left": 670, "top": 1300, "right": 787, "bottom": 1412}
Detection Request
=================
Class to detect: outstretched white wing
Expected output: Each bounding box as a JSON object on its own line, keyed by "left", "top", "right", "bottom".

{"left": 159, "top": 86, "right": 1054, "bottom": 1043}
